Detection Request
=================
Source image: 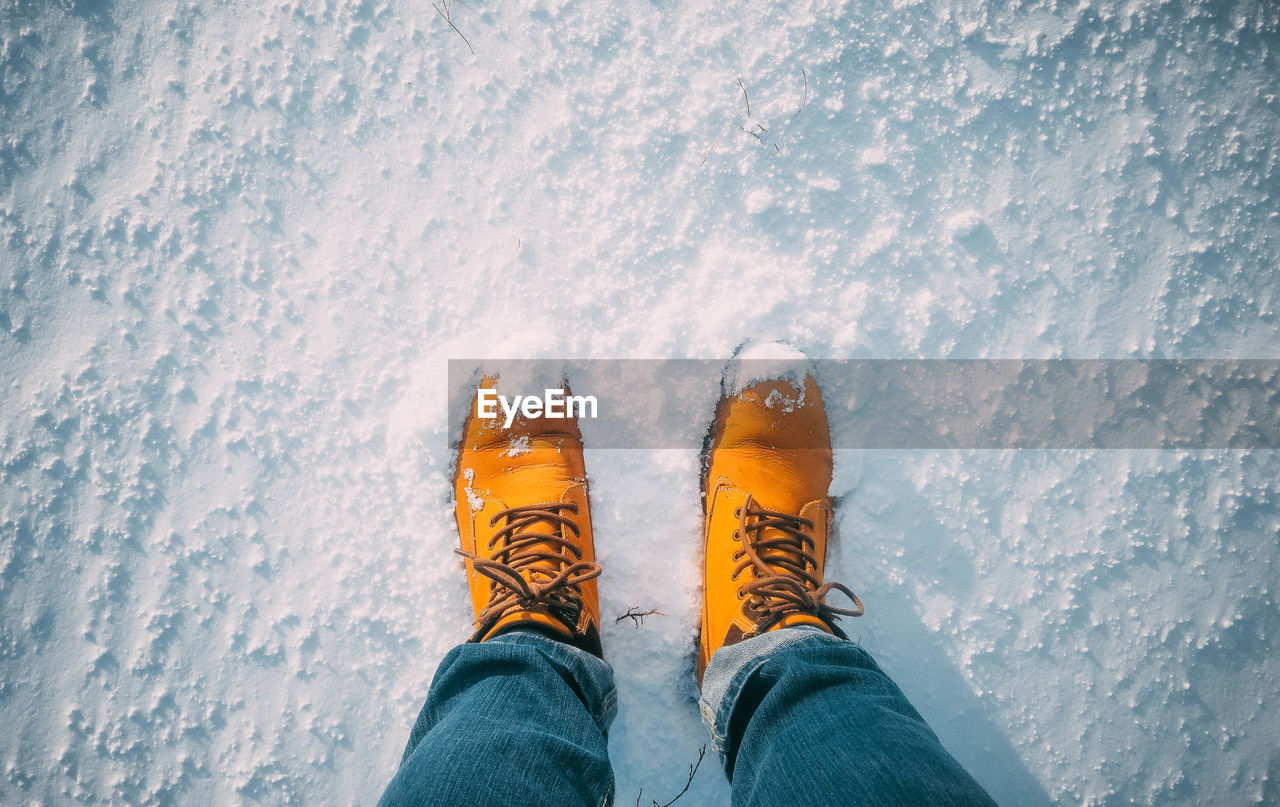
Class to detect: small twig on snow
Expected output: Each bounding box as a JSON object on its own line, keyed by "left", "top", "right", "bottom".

{"left": 653, "top": 745, "right": 707, "bottom": 807}
{"left": 798, "top": 67, "right": 809, "bottom": 113}
{"left": 616, "top": 607, "right": 667, "bottom": 629}
{"left": 432, "top": 0, "right": 476, "bottom": 55}
{"left": 735, "top": 77, "right": 751, "bottom": 117}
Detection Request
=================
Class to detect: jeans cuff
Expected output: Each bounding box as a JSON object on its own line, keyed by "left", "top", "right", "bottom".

{"left": 697, "top": 627, "right": 842, "bottom": 759}
{"left": 488, "top": 628, "right": 619, "bottom": 733}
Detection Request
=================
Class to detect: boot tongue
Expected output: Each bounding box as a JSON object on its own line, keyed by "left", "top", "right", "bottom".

{"left": 768, "top": 614, "right": 832, "bottom": 634}
{"left": 496, "top": 451, "right": 580, "bottom": 576}
{"left": 482, "top": 610, "right": 573, "bottom": 642}
{"left": 471, "top": 500, "right": 582, "bottom": 642}
{"left": 741, "top": 495, "right": 822, "bottom": 616}
{"left": 745, "top": 484, "right": 818, "bottom": 567}
{"left": 501, "top": 497, "right": 574, "bottom": 584}
{"left": 752, "top": 522, "right": 814, "bottom": 582}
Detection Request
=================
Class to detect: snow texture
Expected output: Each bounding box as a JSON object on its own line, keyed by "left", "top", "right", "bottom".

{"left": 2, "top": 0, "right": 1279, "bottom": 804}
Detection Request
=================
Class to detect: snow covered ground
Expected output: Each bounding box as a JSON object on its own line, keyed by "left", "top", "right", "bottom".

{"left": 3, "top": 0, "right": 1279, "bottom": 803}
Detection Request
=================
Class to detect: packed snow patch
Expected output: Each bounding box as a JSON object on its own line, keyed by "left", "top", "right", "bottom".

{"left": 722, "top": 341, "right": 813, "bottom": 402}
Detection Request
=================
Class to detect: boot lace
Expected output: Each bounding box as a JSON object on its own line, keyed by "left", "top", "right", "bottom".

{"left": 455, "top": 502, "right": 601, "bottom": 634}
{"left": 731, "top": 495, "right": 864, "bottom": 628}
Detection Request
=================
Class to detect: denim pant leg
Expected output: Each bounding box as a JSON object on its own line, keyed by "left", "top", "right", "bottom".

{"left": 378, "top": 630, "right": 618, "bottom": 807}
{"left": 699, "top": 629, "right": 996, "bottom": 807}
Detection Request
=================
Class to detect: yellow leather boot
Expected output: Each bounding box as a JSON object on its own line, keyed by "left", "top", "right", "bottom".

{"left": 453, "top": 378, "right": 602, "bottom": 655}
{"left": 698, "top": 371, "right": 863, "bottom": 684}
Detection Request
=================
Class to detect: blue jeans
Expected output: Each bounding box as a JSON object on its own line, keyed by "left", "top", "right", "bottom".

{"left": 378, "top": 629, "right": 995, "bottom": 807}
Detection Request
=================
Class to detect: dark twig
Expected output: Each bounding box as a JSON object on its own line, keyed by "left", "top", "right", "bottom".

{"left": 616, "top": 607, "right": 667, "bottom": 628}
{"left": 798, "top": 67, "right": 808, "bottom": 113}
{"left": 432, "top": 1, "right": 475, "bottom": 55}
{"left": 736, "top": 78, "right": 751, "bottom": 117}
{"left": 654, "top": 745, "right": 706, "bottom": 807}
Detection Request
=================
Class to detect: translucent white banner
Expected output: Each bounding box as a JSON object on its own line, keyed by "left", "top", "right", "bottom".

{"left": 447, "top": 360, "right": 1280, "bottom": 449}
